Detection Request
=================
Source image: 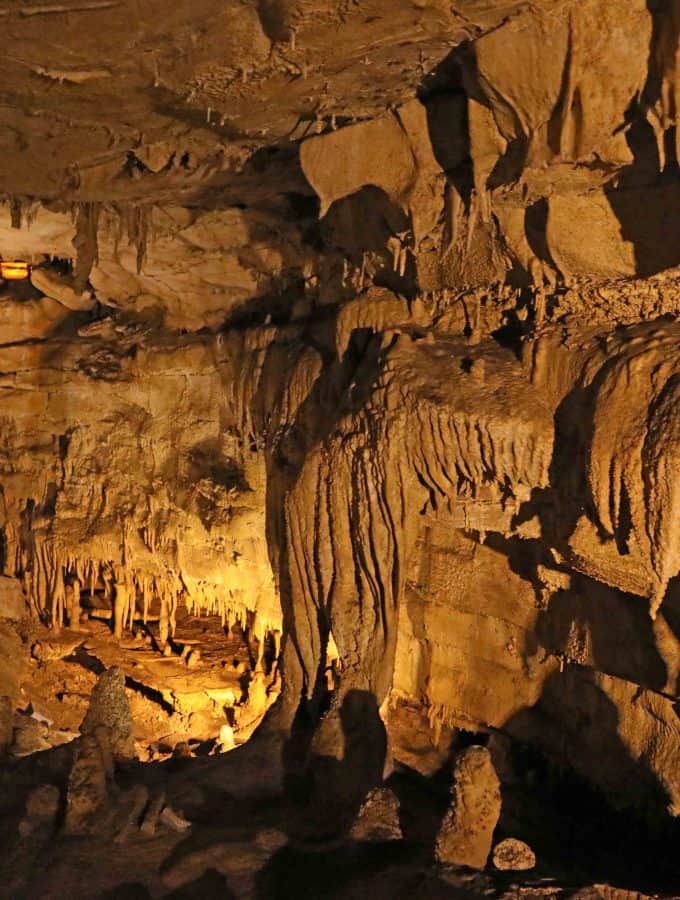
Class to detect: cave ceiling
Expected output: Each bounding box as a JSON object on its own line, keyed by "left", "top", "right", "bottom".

{"left": 5, "top": 5, "right": 680, "bottom": 895}
{"left": 0, "top": 0, "right": 487, "bottom": 203}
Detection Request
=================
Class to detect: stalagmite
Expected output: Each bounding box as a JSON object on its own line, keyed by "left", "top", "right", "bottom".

{"left": 64, "top": 734, "right": 110, "bottom": 834}
{"left": 160, "top": 805, "right": 192, "bottom": 832}
{"left": 435, "top": 746, "right": 501, "bottom": 869}
{"left": 3, "top": 4, "right": 680, "bottom": 895}
{"left": 140, "top": 789, "right": 166, "bottom": 837}
{"left": 350, "top": 788, "right": 402, "bottom": 842}
{"left": 81, "top": 667, "right": 135, "bottom": 762}
{"left": 159, "top": 593, "right": 170, "bottom": 647}
{"left": 114, "top": 784, "right": 150, "bottom": 844}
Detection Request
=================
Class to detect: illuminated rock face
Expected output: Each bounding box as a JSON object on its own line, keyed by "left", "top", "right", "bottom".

{"left": 435, "top": 746, "right": 501, "bottom": 869}
{"left": 2, "top": 0, "right": 680, "bottom": 839}
{"left": 0, "top": 325, "right": 281, "bottom": 639}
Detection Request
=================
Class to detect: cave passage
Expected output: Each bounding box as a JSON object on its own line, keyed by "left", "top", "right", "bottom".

{"left": 2, "top": 2, "right": 680, "bottom": 898}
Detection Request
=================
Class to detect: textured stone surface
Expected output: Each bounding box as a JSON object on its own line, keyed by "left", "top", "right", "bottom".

{"left": 18, "top": 784, "right": 61, "bottom": 837}
{"left": 350, "top": 788, "right": 402, "bottom": 842}
{"left": 0, "top": 695, "right": 12, "bottom": 757}
{"left": 0, "top": 578, "right": 26, "bottom": 621}
{"left": 492, "top": 838, "right": 536, "bottom": 872}
{"left": 2, "top": 4, "right": 680, "bottom": 895}
{"left": 64, "top": 734, "right": 110, "bottom": 834}
{"left": 435, "top": 746, "right": 501, "bottom": 870}
{"left": 81, "top": 667, "right": 135, "bottom": 761}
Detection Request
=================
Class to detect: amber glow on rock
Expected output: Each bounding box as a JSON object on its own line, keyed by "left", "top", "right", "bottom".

{"left": 0, "top": 260, "right": 30, "bottom": 280}
{"left": 2, "top": 2, "right": 680, "bottom": 895}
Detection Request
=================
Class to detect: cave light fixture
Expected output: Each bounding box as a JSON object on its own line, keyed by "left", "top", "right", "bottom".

{"left": 0, "top": 259, "right": 31, "bottom": 281}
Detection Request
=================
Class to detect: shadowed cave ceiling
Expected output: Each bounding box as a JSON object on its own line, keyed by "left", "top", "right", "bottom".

{"left": 2, "top": 1, "right": 680, "bottom": 897}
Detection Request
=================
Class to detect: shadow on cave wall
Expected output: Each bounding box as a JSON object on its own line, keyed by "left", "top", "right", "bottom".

{"left": 534, "top": 575, "right": 668, "bottom": 692}
{"left": 407, "top": 519, "right": 680, "bottom": 888}
{"left": 606, "top": 173, "right": 680, "bottom": 277}
{"left": 535, "top": 342, "right": 644, "bottom": 562}
{"left": 418, "top": 6, "right": 680, "bottom": 283}
{"left": 509, "top": 667, "right": 672, "bottom": 800}
{"left": 659, "top": 574, "right": 680, "bottom": 696}
{"left": 419, "top": 40, "right": 527, "bottom": 197}
{"left": 419, "top": 48, "right": 471, "bottom": 194}
{"left": 474, "top": 528, "right": 673, "bottom": 696}
{"left": 321, "top": 186, "right": 417, "bottom": 298}
{"left": 526, "top": 328, "right": 680, "bottom": 694}
{"left": 502, "top": 668, "right": 680, "bottom": 892}
{"left": 286, "top": 689, "right": 388, "bottom": 840}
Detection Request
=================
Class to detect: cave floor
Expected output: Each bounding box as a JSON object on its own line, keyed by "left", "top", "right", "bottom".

{"left": 0, "top": 751, "right": 670, "bottom": 900}
{"left": 0, "top": 617, "right": 676, "bottom": 899}
{"left": 10, "top": 610, "right": 267, "bottom": 763}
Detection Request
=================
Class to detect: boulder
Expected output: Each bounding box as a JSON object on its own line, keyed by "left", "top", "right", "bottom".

{"left": 492, "top": 837, "right": 536, "bottom": 871}
{"left": 435, "top": 745, "right": 501, "bottom": 870}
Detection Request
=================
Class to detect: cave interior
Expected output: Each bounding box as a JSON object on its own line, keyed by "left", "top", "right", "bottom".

{"left": 2, "top": 1, "right": 680, "bottom": 898}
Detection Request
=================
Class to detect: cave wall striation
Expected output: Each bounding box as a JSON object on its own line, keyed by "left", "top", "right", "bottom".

{"left": 2, "top": 0, "right": 680, "bottom": 827}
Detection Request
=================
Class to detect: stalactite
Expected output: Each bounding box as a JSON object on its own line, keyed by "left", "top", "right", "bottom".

{"left": 113, "top": 581, "right": 127, "bottom": 640}
{"left": 125, "top": 205, "right": 152, "bottom": 274}
{"left": 530, "top": 320, "right": 680, "bottom": 617}
{"left": 73, "top": 201, "right": 102, "bottom": 291}
{"left": 159, "top": 591, "right": 170, "bottom": 646}
{"left": 444, "top": 182, "right": 464, "bottom": 257}
{"left": 9, "top": 195, "right": 26, "bottom": 230}
{"left": 558, "top": 9, "right": 578, "bottom": 160}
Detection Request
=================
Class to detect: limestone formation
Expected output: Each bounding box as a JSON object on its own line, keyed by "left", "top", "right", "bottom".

{"left": 11, "top": 717, "right": 52, "bottom": 757}
{"left": 435, "top": 746, "right": 501, "bottom": 870}
{"left": 2, "top": 1, "right": 680, "bottom": 896}
{"left": 0, "top": 577, "right": 26, "bottom": 620}
{"left": 113, "top": 784, "right": 150, "bottom": 844}
{"left": 80, "top": 667, "right": 135, "bottom": 762}
{"left": 159, "top": 805, "right": 192, "bottom": 833}
{"left": 139, "top": 789, "right": 166, "bottom": 837}
{"left": 350, "top": 787, "right": 403, "bottom": 842}
{"left": 0, "top": 696, "right": 12, "bottom": 757}
{"left": 492, "top": 838, "right": 536, "bottom": 872}
{"left": 64, "top": 734, "right": 110, "bottom": 834}
{"left": 18, "top": 784, "right": 60, "bottom": 837}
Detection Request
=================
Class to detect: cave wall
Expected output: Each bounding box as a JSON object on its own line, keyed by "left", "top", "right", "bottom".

{"left": 3, "top": 0, "right": 680, "bottom": 827}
